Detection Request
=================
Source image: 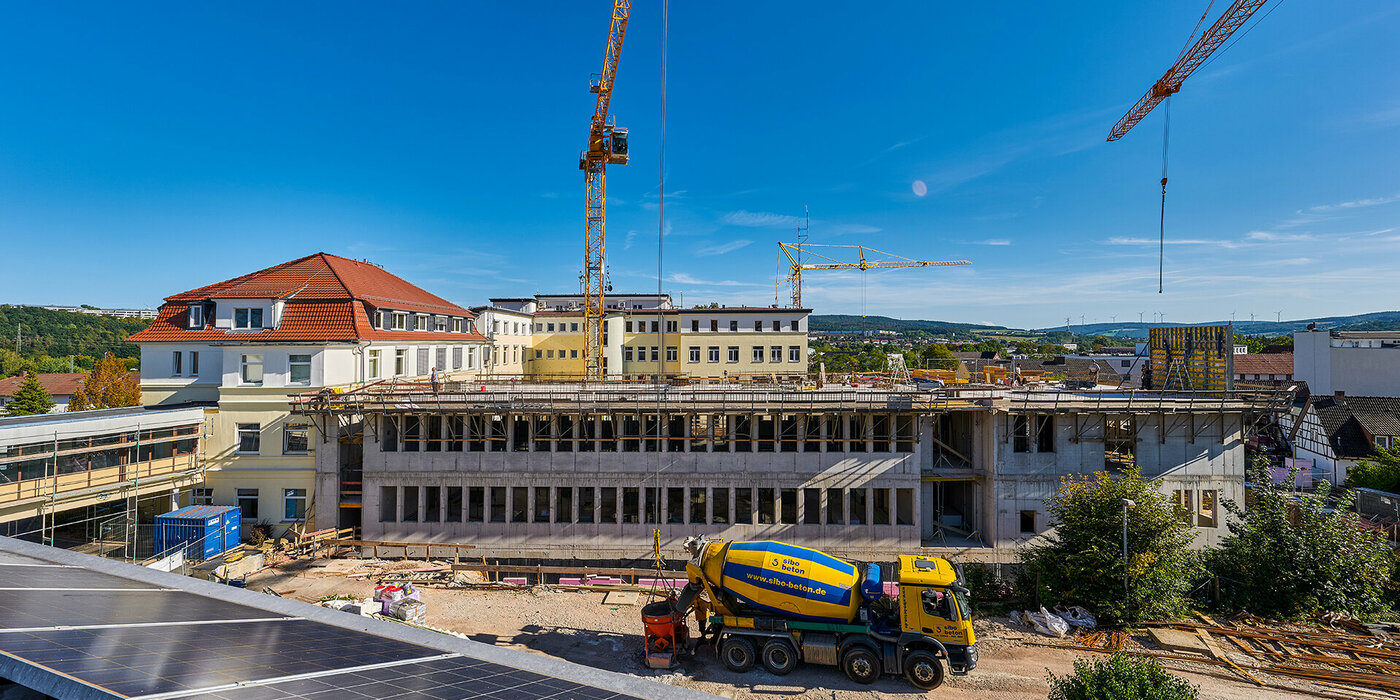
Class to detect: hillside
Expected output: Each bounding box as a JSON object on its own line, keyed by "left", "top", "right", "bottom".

{"left": 0, "top": 305, "right": 150, "bottom": 363}
{"left": 1036, "top": 311, "right": 1400, "bottom": 338}
{"left": 810, "top": 315, "right": 1009, "bottom": 335}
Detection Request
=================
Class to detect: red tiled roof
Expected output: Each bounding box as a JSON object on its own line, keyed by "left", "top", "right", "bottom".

{"left": 166, "top": 253, "right": 470, "bottom": 316}
{"left": 129, "top": 301, "right": 488, "bottom": 344}
{"left": 1234, "top": 353, "right": 1293, "bottom": 376}
{"left": 130, "top": 254, "right": 487, "bottom": 344}
{"left": 0, "top": 373, "right": 86, "bottom": 398}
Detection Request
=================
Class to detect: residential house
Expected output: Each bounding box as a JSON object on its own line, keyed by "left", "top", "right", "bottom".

{"left": 0, "top": 373, "right": 87, "bottom": 413}
{"left": 1280, "top": 393, "right": 1400, "bottom": 484}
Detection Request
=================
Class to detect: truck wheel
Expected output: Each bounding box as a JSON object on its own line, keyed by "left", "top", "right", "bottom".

{"left": 903, "top": 650, "right": 945, "bottom": 690}
{"left": 842, "top": 647, "right": 880, "bottom": 685}
{"left": 720, "top": 636, "right": 756, "bottom": 673}
{"left": 761, "top": 639, "right": 799, "bottom": 676}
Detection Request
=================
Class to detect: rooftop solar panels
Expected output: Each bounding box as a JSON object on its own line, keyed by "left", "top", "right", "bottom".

{"left": 0, "top": 538, "right": 706, "bottom": 700}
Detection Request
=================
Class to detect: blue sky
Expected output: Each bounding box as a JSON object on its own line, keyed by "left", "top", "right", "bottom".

{"left": 1, "top": 2, "right": 1397, "bottom": 329}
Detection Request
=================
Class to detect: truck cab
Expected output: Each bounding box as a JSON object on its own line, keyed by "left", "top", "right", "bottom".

{"left": 896, "top": 555, "right": 978, "bottom": 674}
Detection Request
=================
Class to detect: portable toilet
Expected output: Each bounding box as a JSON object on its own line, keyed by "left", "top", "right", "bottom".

{"left": 154, "top": 505, "right": 241, "bottom": 562}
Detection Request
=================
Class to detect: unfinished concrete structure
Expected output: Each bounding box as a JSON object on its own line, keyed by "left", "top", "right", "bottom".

{"left": 295, "top": 383, "right": 1288, "bottom": 562}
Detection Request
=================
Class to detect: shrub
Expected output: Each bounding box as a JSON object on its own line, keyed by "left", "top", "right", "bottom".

{"left": 1347, "top": 445, "right": 1400, "bottom": 494}
{"left": 1023, "top": 468, "right": 1201, "bottom": 625}
{"left": 1047, "top": 652, "right": 1198, "bottom": 700}
{"left": 1207, "top": 458, "right": 1395, "bottom": 619}
{"left": 962, "top": 563, "right": 1015, "bottom": 602}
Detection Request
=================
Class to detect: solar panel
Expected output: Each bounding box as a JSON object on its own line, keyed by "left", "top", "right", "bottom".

{"left": 0, "top": 589, "right": 280, "bottom": 630}
{"left": 0, "top": 564, "right": 161, "bottom": 590}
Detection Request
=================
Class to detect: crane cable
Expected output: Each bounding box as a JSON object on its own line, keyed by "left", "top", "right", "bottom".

{"left": 1159, "top": 97, "right": 1170, "bottom": 294}
{"left": 649, "top": 0, "right": 670, "bottom": 597}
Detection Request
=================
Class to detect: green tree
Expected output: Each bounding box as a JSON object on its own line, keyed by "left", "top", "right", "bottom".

{"left": 68, "top": 353, "right": 141, "bottom": 411}
{"left": 1047, "top": 652, "right": 1198, "bottom": 700}
{"left": 1346, "top": 445, "right": 1400, "bottom": 494}
{"left": 1208, "top": 459, "right": 1395, "bottom": 619}
{"left": 7, "top": 371, "right": 55, "bottom": 415}
{"left": 1023, "top": 468, "right": 1200, "bottom": 625}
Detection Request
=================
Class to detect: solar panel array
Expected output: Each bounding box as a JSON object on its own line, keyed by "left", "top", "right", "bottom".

{"left": 0, "top": 552, "right": 649, "bottom": 699}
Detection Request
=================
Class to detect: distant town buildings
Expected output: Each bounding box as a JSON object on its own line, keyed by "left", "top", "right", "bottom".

{"left": 35, "top": 305, "right": 158, "bottom": 320}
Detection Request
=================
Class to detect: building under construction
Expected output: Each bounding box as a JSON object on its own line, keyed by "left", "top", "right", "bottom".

{"left": 295, "top": 380, "right": 1290, "bottom": 563}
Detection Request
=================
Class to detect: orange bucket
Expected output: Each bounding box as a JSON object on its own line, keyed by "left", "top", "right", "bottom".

{"left": 642, "top": 600, "right": 688, "bottom": 652}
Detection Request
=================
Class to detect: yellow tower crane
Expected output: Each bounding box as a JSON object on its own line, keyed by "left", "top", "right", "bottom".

{"left": 778, "top": 242, "right": 970, "bottom": 309}
{"left": 580, "top": 0, "right": 632, "bottom": 380}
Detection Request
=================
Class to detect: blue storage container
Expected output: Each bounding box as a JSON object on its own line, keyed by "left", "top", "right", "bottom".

{"left": 154, "top": 505, "right": 241, "bottom": 562}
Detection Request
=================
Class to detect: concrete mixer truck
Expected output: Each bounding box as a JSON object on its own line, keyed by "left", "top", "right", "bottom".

{"left": 651, "top": 535, "right": 976, "bottom": 690}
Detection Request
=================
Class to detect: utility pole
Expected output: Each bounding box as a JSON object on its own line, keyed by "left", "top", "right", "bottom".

{"left": 1275, "top": 310, "right": 1282, "bottom": 323}
{"left": 14, "top": 324, "right": 20, "bottom": 353}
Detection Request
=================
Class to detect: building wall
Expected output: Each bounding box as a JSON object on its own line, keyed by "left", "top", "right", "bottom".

{"left": 530, "top": 314, "right": 586, "bottom": 375}
{"left": 477, "top": 308, "right": 533, "bottom": 377}
{"left": 1294, "top": 329, "right": 1400, "bottom": 398}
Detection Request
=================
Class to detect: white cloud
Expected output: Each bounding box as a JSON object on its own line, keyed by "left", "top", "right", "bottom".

{"left": 721, "top": 210, "right": 801, "bottom": 228}
{"left": 696, "top": 239, "right": 753, "bottom": 256}
{"left": 1308, "top": 192, "right": 1400, "bottom": 212}
{"left": 667, "top": 272, "right": 762, "bottom": 287}
{"left": 1245, "top": 231, "right": 1313, "bottom": 242}
{"left": 974, "top": 239, "right": 1012, "bottom": 246}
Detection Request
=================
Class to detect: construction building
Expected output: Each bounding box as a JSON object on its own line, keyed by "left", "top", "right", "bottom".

{"left": 295, "top": 381, "right": 1287, "bottom": 562}
{"left": 128, "top": 253, "right": 490, "bottom": 536}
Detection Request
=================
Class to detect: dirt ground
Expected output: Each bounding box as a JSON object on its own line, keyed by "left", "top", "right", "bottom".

{"left": 247, "top": 560, "right": 1340, "bottom": 699}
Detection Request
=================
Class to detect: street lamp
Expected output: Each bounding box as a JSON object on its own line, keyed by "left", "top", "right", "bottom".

{"left": 1122, "top": 498, "right": 1136, "bottom": 606}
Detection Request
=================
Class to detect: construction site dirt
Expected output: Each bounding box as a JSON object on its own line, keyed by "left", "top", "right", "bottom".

{"left": 247, "top": 559, "right": 1361, "bottom": 700}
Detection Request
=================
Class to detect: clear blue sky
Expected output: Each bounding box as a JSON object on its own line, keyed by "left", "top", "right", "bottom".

{"left": 2, "top": 2, "right": 1397, "bottom": 329}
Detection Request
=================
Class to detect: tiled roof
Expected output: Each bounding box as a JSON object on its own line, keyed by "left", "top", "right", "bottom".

{"left": 130, "top": 255, "right": 487, "bottom": 344}
{"left": 0, "top": 373, "right": 86, "bottom": 398}
{"left": 166, "top": 253, "right": 470, "bottom": 316}
{"left": 1308, "top": 396, "right": 1400, "bottom": 459}
{"left": 1234, "top": 353, "right": 1293, "bottom": 376}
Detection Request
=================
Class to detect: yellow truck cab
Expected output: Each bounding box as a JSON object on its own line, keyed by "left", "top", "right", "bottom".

{"left": 895, "top": 555, "right": 978, "bottom": 682}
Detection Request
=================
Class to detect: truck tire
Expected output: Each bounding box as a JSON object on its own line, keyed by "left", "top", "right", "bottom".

{"left": 842, "top": 647, "right": 880, "bottom": 685}
{"left": 761, "top": 639, "right": 799, "bottom": 676}
{"left": 903, "top": 650, "right": 945, "bottom": 690}
{"left": 720, "top": 636, "right": 757, "bottom": 673}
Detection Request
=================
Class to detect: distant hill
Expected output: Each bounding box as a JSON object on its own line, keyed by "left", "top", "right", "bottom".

{"left": 810, "top": 315, "right": 1009, "bottom": 334}
{"left": 1037, "top": 311, "right": 1400, "bottom": 338}
{"left": 0, "top": 305, "right": 150, "bottom": 361}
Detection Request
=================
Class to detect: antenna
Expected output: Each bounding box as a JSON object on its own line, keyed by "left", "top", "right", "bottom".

{"left": 1275, "top": 310, "right": 1282, "bottom": 323}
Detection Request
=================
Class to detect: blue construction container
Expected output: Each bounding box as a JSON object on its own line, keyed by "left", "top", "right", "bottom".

{"left": 154, "top": 505, "right": 241, "bottom": 561}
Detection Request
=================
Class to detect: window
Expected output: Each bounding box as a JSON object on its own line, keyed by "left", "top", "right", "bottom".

{"left": 452, "top": 319, "right": 463, "bottom": 333}
{"left": 236, "top": 423, "right": 260, "bottom": 454}
{"left": 789, "top": 346, "right": 801, "bottom": 362}
{"left": 780, "top": 489, "right": 798, "bottom": 524}
{"left": 645, "top": 487, "right": 660, "bottom": 524}
{"left": 1172, "top": 490, "right": 1195, "bottom": 526}
{"left": 650, "top": 346, "right": 659, "bottom": 362}
{"left": 772, "top": 320, "right": 780, "bottom": 331}
{"left": 708, "top": 347, "right": 720, "bottom": 363}
{"left": 417, "top": 347, "right": 429, "bottom": 373}
{"left": 624, "top": 347, "right": 633, "bottom": 362}
{"left": 424, "top": 486, "right": 441, "bottom": 522}
{"left": 623, "top": 487, "right": 640, "bottom": 523}
{"left": 283, "top": 425, "right": 309, "bottom": 454}
{"left": 511, "top": 487, "right": 528, "bottom": 523}
{"left": 1121, "top": 360, "right": 1132, "bottom": 368}
{"left": 735, "top": 488, "right": 752, "bottom": 524}
{"left": 728, "top": 346, "right": 739, "bottom": 362}
{"left": 283, "top": 489, "right": 307, "bottom": 521}
{"left": 1198, "top": 490, "right": 1218, "bottom": 528}
{"left": 711, "top": 320, "right": 719, "bottom": 332}
{"left": 446, "top": 487, "right": 462, "bottom": 522}
{"left": 770, "top": 346, "right": 782, "bottom": 362}
{"left": 547, "top": 323, "right": 555, "bottom": 332}
{"left": 172, "top": 351, "right": 182, "bottom": 376}
{"left": 730, "top": 320, "right": 738, "bottom": 332}
{"left": 625, "top": 321, "right": 632, "bottom": 332}
{"left": 873, "top": 489, "right": 891, "bottom": 525}
{"left": 535, "top": 350, "right": 543, "bottom": 359}
{"left": 402, "top": 486, "right": 419, "bottom": 522}
{"left": 192, "top": 487, "right": 213, "bottom": 506}
{"left": 896, "top": 489, "right": 914, "bottom": 525}
{"left": 600, "top": 487, "right": 618, "bottom": 523}
{"left": 233, "top": 307, "right": 263, "bottom": 329}
{"left": 1036, "top": 415, "right": 1055, "bottom": 452}
{"left": 490, "top": 487, "right": 507, "bottom": 523}
{"left": 393, "top": 313, "right": 407, "bottom": 330}
{"left": 579, "top": 487, "right": 595, "bottom": 523}
{"left": 188, "top": 305, "right": 204, "bottom": 328}
{"left": 289, "top": 354, "right": 311, "bottom": 385}
{"left": 757, "top": 488, "right": 775, "bottom": 524}
{"left": 237, "top": 488, "right": 259, "bottom": 520}
{"left": 803, "top": 489, "right": 821, "bottom": 524}
{"left": 468, "top": 487, "right": 484, "bottom": 522}
{"left": 689, "top": 347, "right": 701, "bottom": 363}
{"left": 692, "top": 320, "right": 700, "bottom": 332}
{"left": 570, "top": 349, "right": 579, "bottom": 359}
{"left": 571, "top": 323, "right": 579, "bottom": 332}
{"left": 190, "top": 351, "right": 199, "bottom": 375}
{"left": 534, "top": 487, "right": 551, "bottom": 522}
{"left": 1020, "top": 510, "right": 1036, "bottom": 534}
{"left": 754, "top": 320, "right": 763, "bottom": 332}
{"left": 1378, "top": 436, "right": 1393, "bottom": 449}
{"left": 752, "top": 346, "right": 764, "bottom": 362}
{"left": 690, "top": 488, "right": 707, "bottom": 524}
{"left": 415, "top": 315, "right": 429, "bottom": 331}
{"left": 849, "top": 489, "right": 867, "bottom": 525}
{"left": 827, "top": 488, "right": 844, "bottom": 525}
{"left": 790, "top": 320, "right": 800, "bottom": 331}
{"left": 368, "top": 350, "right": 381, "bottom": 379}
{"left": 712, "top": 488, "right": 730, "bottom": 524}
{"left": 382, "top": 416, "right": 398, "bottom": 452}
{"left": 666, "top": 346, "right": 678, "bottom": 362}
{"left": 667, "top": 487, "right": 685, "bottom": 524}
{"left": 379, "top": 486, "right": 397, "bottom": 522}
{"left": 394, "top": 349, "right": 407, "bottom": 375}
{"left": 240, "top": 354, "right": 264, "bottom": 385}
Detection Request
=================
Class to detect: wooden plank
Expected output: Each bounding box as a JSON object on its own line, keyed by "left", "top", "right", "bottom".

{"left": 1198, "top": 630, "right": 1267, "bottom": 686}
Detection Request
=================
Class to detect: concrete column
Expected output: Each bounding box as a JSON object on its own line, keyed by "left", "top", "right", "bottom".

{"left": 549, "top": 414, "right": 559, "bottom": 453}
{"left": 751, "top": 413, "right": 760, "bottom": 453}
{"left": 865, "top": 414, "right": 875, "bottom": 452}
{"left": 819, "top": 414, "right": 829, "bottom": 453}
{"left": 682, "top": 413, "right": 692, "bottom": 453}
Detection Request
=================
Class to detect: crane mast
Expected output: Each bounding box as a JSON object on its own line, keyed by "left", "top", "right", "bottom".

{"left": 581, "top": 0, "right": 632, "bottom": 380}
{"left": 778, "top": 242, "right": 970, "bottom": 309}
{"left": 1107, "top": 0, "right": 1271, "bottom": 141}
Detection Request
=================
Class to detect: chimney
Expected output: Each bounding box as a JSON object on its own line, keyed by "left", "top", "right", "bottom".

{"left": 1334, "top": 390, "right": 1346, "bottom": 404}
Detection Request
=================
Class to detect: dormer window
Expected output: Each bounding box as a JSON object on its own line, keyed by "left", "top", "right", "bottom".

{"left": 188, "top": 305, "right": 204, "bottom": 329}
{"left": 234, "top": 308, "right": 264, "bottom": 329}
{"left": 452, "top": 319, "right": 463, "bottom": 333}
{"left": 435, "top": 317, "right": 447, "bottom": 332}
{"left": 392, "top": 312, "right": 407, "bottom": 331}
{"left": 415, "top": 315, "right": 429, "bottom": 331}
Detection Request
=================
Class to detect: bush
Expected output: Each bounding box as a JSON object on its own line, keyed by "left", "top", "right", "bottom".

{"left": 1207, "top": 459, "right": 1395, "bottom": 620}
{"left": 962, "top": 563, "right": 1015, "bottom": 604}
{"left": 1023, "top": 468, "right": 1201, "bottom": 625}
{"left": 1347, "top": 446, "right": 1400, "bottom": 494}
{"left": 1047, "top": 652, "right": 1198, "bottom": 700}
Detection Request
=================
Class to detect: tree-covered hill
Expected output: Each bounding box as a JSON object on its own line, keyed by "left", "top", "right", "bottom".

{"left": 0, "top": 306, "right": 150, "bottom": 377}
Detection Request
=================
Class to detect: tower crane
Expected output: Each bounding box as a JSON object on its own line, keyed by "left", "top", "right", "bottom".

{"left": 778, "top": 242, "right": 970, "bottom": 309}
{"left": 580, "top": 0, "right": 632, "bottom": 380}
{"left": 1106, "top": 0, "right": 1274, "bottom": 293}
